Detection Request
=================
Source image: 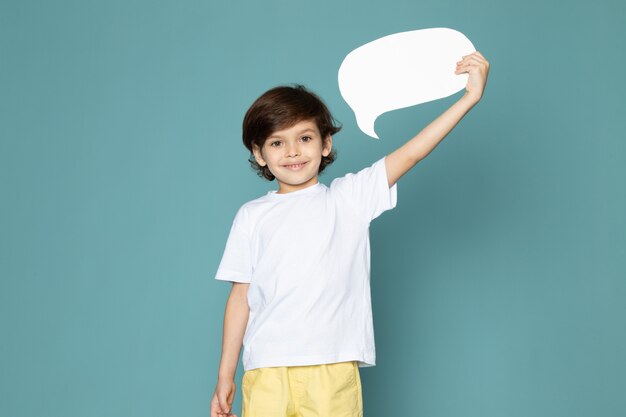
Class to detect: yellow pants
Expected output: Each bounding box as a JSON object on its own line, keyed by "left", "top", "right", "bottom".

{"left": 241, "top": 360, "right": 363, "bottom": 417}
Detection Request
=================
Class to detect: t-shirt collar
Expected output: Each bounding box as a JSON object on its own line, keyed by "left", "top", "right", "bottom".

{"left": 266, "top": 182, "right": 324, "bottom": 199}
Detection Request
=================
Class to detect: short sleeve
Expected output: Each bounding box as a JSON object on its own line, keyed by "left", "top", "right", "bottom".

{"left": 330, "top": 156, "right": 398, "bottom": 223}
{"left": 214, "top": 207, "right": 252, "bottom": 283}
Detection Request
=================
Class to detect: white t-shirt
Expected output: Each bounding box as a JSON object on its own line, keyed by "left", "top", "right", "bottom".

{"left": 215, "top": 156, "right": 397, "bottom": 371}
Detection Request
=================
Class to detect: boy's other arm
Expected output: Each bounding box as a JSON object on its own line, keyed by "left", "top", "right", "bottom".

{"left": 385, "top": 51, "right": 490, "bottom": 187}
{"left": 217, "top": 282, "right": 250, "bottom": 382}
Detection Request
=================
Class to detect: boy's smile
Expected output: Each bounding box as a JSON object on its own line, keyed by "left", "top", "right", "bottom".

{"left": 252, "top": 119, "right": 333, "bottom": 194}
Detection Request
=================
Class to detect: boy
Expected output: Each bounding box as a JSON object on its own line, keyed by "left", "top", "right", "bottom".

{"left": 211, "top": 51, "right": 489, "bottom": 417}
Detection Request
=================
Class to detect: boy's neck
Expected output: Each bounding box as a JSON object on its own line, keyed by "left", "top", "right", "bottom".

{"left": 276, "top": 176, "right": 320, "bottom": 194}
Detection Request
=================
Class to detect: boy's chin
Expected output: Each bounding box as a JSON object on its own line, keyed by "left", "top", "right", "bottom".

{"left": 276, "top": 174, "right": 318, "bottom": 186}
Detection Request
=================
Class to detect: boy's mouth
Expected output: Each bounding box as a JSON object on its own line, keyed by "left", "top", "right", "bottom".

{"left": 283, "top": 162, "right": 308, "bottom": 170}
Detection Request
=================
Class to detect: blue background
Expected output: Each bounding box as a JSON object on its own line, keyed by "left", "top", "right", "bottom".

{"left": 1, "top": 0, "right": 625, "bottom": 416}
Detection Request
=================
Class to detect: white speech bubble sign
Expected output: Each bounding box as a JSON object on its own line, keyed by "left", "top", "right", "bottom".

{"left": 338, "top": 28, "right": 476, "bottom": 139}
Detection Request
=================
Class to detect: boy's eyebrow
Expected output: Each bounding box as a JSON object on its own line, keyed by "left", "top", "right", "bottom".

{"left": 269, "top": 128, "right": 316, "bottom": 139}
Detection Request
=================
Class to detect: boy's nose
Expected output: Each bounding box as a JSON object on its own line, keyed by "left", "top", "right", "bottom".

{"left": 286, "top": 143, "right": 300, "bottom": 157}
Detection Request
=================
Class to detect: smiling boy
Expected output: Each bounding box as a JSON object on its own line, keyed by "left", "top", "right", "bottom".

{"left": 253, "top": 119, "right": 334, "bottom": 194}
{"left": 211, "top": 51, "right": 490, "bottom": 417}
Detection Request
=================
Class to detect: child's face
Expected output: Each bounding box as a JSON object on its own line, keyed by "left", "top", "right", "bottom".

{"left": 252, "top": 118, "right": 333, "bottom": 194}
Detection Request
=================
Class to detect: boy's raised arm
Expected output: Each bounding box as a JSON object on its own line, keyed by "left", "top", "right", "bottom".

{"left": 385, "top": 51, "right": 490, "bottom": 187}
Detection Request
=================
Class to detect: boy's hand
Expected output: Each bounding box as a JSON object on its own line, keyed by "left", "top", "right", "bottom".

{"left": 455, "top": 51, "right": 490, "bottom": 101}
{"left": 211, "top": 378, "right": 238, "bottom": 417}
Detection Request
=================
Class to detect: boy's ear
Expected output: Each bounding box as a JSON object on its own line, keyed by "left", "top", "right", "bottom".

{"left": 252, "top": 144, "right": 267, "bottom": 167}
{"left": 322, "top": 134, "right": 333, "bottom": 157}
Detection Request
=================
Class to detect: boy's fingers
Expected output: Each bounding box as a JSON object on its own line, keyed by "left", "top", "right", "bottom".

{"left": 460, "top": 53, "right": 486, "bottom": 64}
{"left": 462, "top": 52, "right": 479, "bottom": 59}
{"left": 211, "top": 396, "right": 221, "bottom": 417}
{"left": 218, "top": 395, "right": 232, "bottom": 414}
{"left": 461, "top": 56, "right": 483, "bottom": 65}
{"left": 456, "top": 60, "right": 488, "bottom": 73}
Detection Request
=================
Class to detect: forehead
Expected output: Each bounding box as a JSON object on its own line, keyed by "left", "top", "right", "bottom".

{"left": 268, "top": 119, "right": 319, "bottom": 139}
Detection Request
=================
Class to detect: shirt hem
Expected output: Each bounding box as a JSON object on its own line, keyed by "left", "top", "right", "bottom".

{"left": 214, "top": 269, "right": 250, "bottom": 283}
{"left": 243, "top": 351, "right": 376, "bottom": 371}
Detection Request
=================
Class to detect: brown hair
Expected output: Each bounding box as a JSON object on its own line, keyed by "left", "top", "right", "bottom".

{"left": 242, "top": 84, "right": 342, "bottom": 181}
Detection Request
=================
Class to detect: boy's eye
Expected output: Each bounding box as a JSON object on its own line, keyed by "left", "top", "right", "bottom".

{"left": 268, "top": 137, "right": 312, "bottom": 147}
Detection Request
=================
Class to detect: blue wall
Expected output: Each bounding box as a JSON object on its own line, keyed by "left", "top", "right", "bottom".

{"left": 1, "top": 0, "right": 625, "bottom": 416}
